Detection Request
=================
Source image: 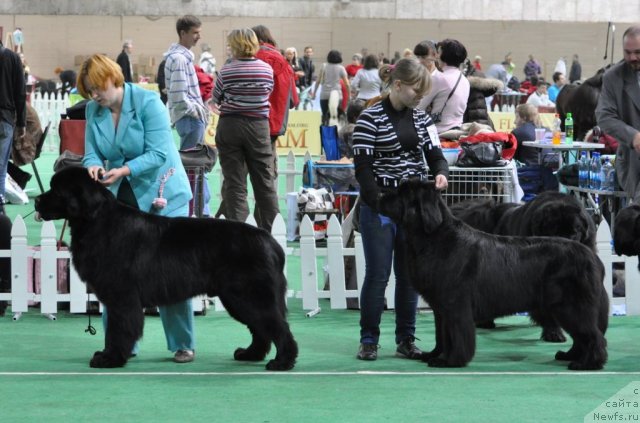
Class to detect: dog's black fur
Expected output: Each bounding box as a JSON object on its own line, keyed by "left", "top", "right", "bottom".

{"left": 450, "top": 191, "right": 597, "bottom": 342}
{"left": 613, "top": 205, "right": 640, "bottom": 264}
{"left": 34, "top": 167, "right": 298, "bottom": 370}
{"left": 379, "top": 180, "right": 608, "bottom": 370}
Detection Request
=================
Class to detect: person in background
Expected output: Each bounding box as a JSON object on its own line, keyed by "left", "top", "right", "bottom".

{"left": 569, "top": 54, "right": 582, "bottom": 83}
{"left": 252, "top": 25, "right": 299, "bottom": 180}
{"left": 345, "top": 53, "right": 364, "bottom": 79}
{"left": 350, "top": 54, "right": 382, "bottom": 105}
{"left": 526, "top": 80, "right": 555, "bottom": 108}
{"left": 212, "top": 28, "right": 278, "bottom": 231}
{"left": 54, "top": 67, "right": 77, "bottom": 95}
{"left": 0, "top": 41, "right": 26, "bottom": 213}
{"left": 199, "top": 43, "right": 216, "bottom": 77}
{"left": 77, "top": 54, "right": 196, "bottom": 364}
{"left": 156, "top": 58, "right": 167, "bottom": 104}
{"left": 472, "top": 55, "right": 482, "bottom": 71}
{"left": 12, "top": 28, "right": 23, "bottom": 53}
{"left": 352, "top": 57, "right": 449, "bottom": 361}
{"left": 547, "top": 71, "right": 566, "bottom": 103}
{"left": 512, "top": 104, "right": 540, "bottom": 166}
{"left": 554, "top": 57, "right": 567, "bottom": 76}
{"left": 164, "top": 15, "right": 211, "bottom": 215}
{"left": 523, "top": 54, "right": 542, "bottom": 81}
{"left": 418, "top": 38, "right": 470, "bottom": 134}
{"left": 299, "top": 46, "right": 315, "bottom": 90}
{"left": 596, "top": 25, "right": 640, "bottom": 203}
{"left": 413, "top": 40, "right": 440, "bottom": 75}
{"left": 116, "top": 39, "right": 134, "bottom": 83}
{"left": 284, "top": 47, "right": 305, "bottom": 90}
{"left": 338, "top": 101, "right": 364, "bottom": 159}
{"left": 311, "top": 50, "right": 350, "bottom": 125}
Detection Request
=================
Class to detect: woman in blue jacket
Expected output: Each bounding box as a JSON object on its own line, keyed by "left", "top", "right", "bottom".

{"left": 77, "top": 54, "right": 196, "bottom": 363}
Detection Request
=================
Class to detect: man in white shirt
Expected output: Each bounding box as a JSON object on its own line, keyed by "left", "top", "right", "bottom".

{"left": 526, "top": 82, "right": 555, "bottom": 108}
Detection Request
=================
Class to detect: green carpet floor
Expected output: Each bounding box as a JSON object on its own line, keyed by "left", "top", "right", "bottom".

{"left": 1, "top": 302, "right": 639, "bottom": 422}
{"left": 2, "top": 151, "right": 639, "bottom": 422}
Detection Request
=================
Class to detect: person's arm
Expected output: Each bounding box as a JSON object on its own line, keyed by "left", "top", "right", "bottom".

{"left": 596, "top": 71, "right": 640, "bottom": 152}
{"left": 311, "top": 65, "right": 324, "bottom": 99}
{"left": 341, "top": 67, "right": 350, "bottom": 103}
{"left": 82, "top": 102, "right": 106, "bottom": 170}
{"left": 350, "top": 70, "right": 361, "bottom": 97}
{"left": 353, "top": 111, "right": 381, "bottom": 210}
{"left": 12, "top": 53, "right": 26, "bottom": 130}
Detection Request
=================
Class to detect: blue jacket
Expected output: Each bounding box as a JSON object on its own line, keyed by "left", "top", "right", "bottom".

{"left": 82, "top": 83, "right": 192, "bottom": 216}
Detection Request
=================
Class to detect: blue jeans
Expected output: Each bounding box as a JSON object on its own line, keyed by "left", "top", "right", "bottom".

{"left": 175, "top": 115, "right": 210, "bottom": 215}
{"left": 0, "top": 121, "right": 14, "bottom": 201}
{"left": 359, "top": 203, "right": 418, "bottom": 345}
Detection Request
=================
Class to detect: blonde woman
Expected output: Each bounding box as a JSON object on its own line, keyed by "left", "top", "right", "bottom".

{"left": 211, "top": 28, "right": 278, "bottom": 230}
{"left": 352, "top": 58, "right": 449, "bottom": 361}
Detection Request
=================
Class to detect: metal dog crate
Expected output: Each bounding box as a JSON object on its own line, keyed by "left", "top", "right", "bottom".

{"left": 438, "top": 166, "right": 514, "bottom": 205}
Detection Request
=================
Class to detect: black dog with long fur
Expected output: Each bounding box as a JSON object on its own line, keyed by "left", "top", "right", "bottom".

{"left": 379, "top": 180, "right": 608, "bottom": 370}
{"left": 449, "top": 191, "right": 596, "bottom": 342}
{"left": 34, "top": 167, "right": 298, "bottom": 371}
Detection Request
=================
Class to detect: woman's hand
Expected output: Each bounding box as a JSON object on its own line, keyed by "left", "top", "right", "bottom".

{"left": 99, "top": 166, "right": 131, "bottom": 186}
{"left": 87, "top": 166, "right": 105, "bottom": 181}
{"left": 434, "top": 174, "right": 448, "bottom": 190}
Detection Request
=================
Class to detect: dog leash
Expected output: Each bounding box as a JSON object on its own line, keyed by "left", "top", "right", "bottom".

{"left": 59, "top": 219, "right": 95, "bottom": 335}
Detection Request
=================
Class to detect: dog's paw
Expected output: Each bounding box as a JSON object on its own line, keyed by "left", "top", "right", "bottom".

{"left": 265, "top": 359, "right": 295, "bottom": 371}
{"left": 541, "top": 328, "right": 566, "bottom": 343}
{"left": 555, "top": 349, "right": 577, "bottom": 361}
{"left": 89, "top": 350, "right": 126, "bottom": 368}
{"left": 420, "top": 348, "right": 441, "bottom": 363}
{"left": 234, "top": 347, "right": 266, "bottom": 362}
{"left": 568, "top": 361, "right": 604, "bottom": 371}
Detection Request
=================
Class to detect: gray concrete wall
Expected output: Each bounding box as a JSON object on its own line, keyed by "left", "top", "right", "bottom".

{"left": 1, "top": 0, "right": 637, "bottom": 23}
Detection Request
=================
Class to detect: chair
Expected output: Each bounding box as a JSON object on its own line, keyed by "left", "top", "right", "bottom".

{"left": 31, "top": 121, "right": 50, "bottom": 194}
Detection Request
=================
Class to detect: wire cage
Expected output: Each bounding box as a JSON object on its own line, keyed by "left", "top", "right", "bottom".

{"left": 437, "top": 166, "right": 514, "bottom": 205}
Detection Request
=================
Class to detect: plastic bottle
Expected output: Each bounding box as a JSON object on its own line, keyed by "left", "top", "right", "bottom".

{"left": 601, "top": 157, "right": 615, "bottom": 191}
{"left": 552, "top": 114, "right": 562, "bottom": 144}
{"left": 564, "top": 112, "right": 574, "bottom": 144}
{"left": 589, "top": 152, "right": 602, "bottom": 190}
{"left": 578, "top": 151, "right": 589, "bottom": 189}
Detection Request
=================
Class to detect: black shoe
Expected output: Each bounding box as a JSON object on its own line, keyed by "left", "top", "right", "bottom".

{"left": 396, "top": 337, "right": 423, "bottom": 360}
{"left": 357, "top": 343, "right": 378, "bottom": 361}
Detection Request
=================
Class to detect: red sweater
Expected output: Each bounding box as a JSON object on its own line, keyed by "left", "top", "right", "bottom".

{"left": 255, "top": 43, "right": 299, "bottom": 137}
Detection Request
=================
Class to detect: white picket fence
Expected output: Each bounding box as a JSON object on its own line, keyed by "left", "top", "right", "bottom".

{"left": 2, "top": 208, "right": 637, "bottom": 321}
{"left": 30, "top": 91, "right": 71, "bottom": 153}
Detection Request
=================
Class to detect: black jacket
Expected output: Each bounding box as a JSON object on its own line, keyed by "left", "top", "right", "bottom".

{"left": 0, "top": 46, "right": 26, "bottom": 127}
{"left": 117, "top": 50, "right": 133, "bottom": 83}
{"left": 463, "top": 75, "right": 502, "bottom": 129}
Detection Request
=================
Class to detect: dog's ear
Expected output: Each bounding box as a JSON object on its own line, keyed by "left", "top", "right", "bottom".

{"left": 378, "top": 191, "right": 403, "bottom": 223}
{"left": 417, "top": 181, "right": 443, "bottom": 234}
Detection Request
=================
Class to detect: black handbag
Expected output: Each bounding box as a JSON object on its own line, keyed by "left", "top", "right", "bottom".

{"left": 179, "top": 144, "right": 217, "bottom": 173}
{"left": 456, "top": 141, "right": 505, "bottom": 167}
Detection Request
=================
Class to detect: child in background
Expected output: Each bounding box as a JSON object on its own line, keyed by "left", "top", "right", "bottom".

{"left": 338, "top": 102, "right": 364, "bottom": 159}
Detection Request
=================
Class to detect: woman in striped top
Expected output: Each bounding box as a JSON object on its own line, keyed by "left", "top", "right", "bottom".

{"left": 353, "top": 57, "right": 449, "bottom": 361}
{"left": 212, "top": 28, "right": 279, "bottom": 231}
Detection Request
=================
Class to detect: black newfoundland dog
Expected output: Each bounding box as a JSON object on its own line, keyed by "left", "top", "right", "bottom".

{"left": 34, "top": 167, "right": 298, "bottom": 371}
{"left": 379, "top": 180, "right": 608, "bottom": 370}
{"left": 614, "top": 205, "right": 640, "bottom": 259}
{"left": 450, "top": 191, "right": 596, "bottom": 342}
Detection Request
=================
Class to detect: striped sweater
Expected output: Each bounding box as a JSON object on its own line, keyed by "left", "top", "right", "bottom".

{"left": 353, "top": 98, "right": 449, "bottom": 209}
{"left": 212, "top": 58, "right": 274, "bottom": 119}
{"left": 164, "top": 43, "right": 206, "bottom": 124}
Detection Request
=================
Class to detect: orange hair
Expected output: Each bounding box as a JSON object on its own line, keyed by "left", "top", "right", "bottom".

{"left": 76, "top": 54, "right": 125, "bottom": 99}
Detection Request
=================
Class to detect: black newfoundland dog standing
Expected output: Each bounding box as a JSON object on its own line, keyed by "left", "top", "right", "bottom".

{"left": 379, "top": 180, "right": 608, "bottom": 370}
{"left": 34, "top": 167, "right": 298, "bottom": 371}
{"left": 449, "top": 191, "right": 596, "bottom": 342}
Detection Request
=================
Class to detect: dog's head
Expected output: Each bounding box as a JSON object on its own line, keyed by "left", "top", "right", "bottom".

{"left": 34, "top": 167, "right": 114, "bottom": 221}
{"left": 613, "top": 205, "right": 640, "bottom": 256}
{"left": 378, "top": 179, "right": 445, "bottom": 234}
{"left": 529, "top": 193, "right": 596, "bottom": 247}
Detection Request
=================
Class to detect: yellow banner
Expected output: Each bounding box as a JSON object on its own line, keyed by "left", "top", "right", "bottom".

{"left": 489, "top": 112, "right": 556, "bottom": 133}
{"left": 204, "top": 110, "right": 322, "bottom": 155}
